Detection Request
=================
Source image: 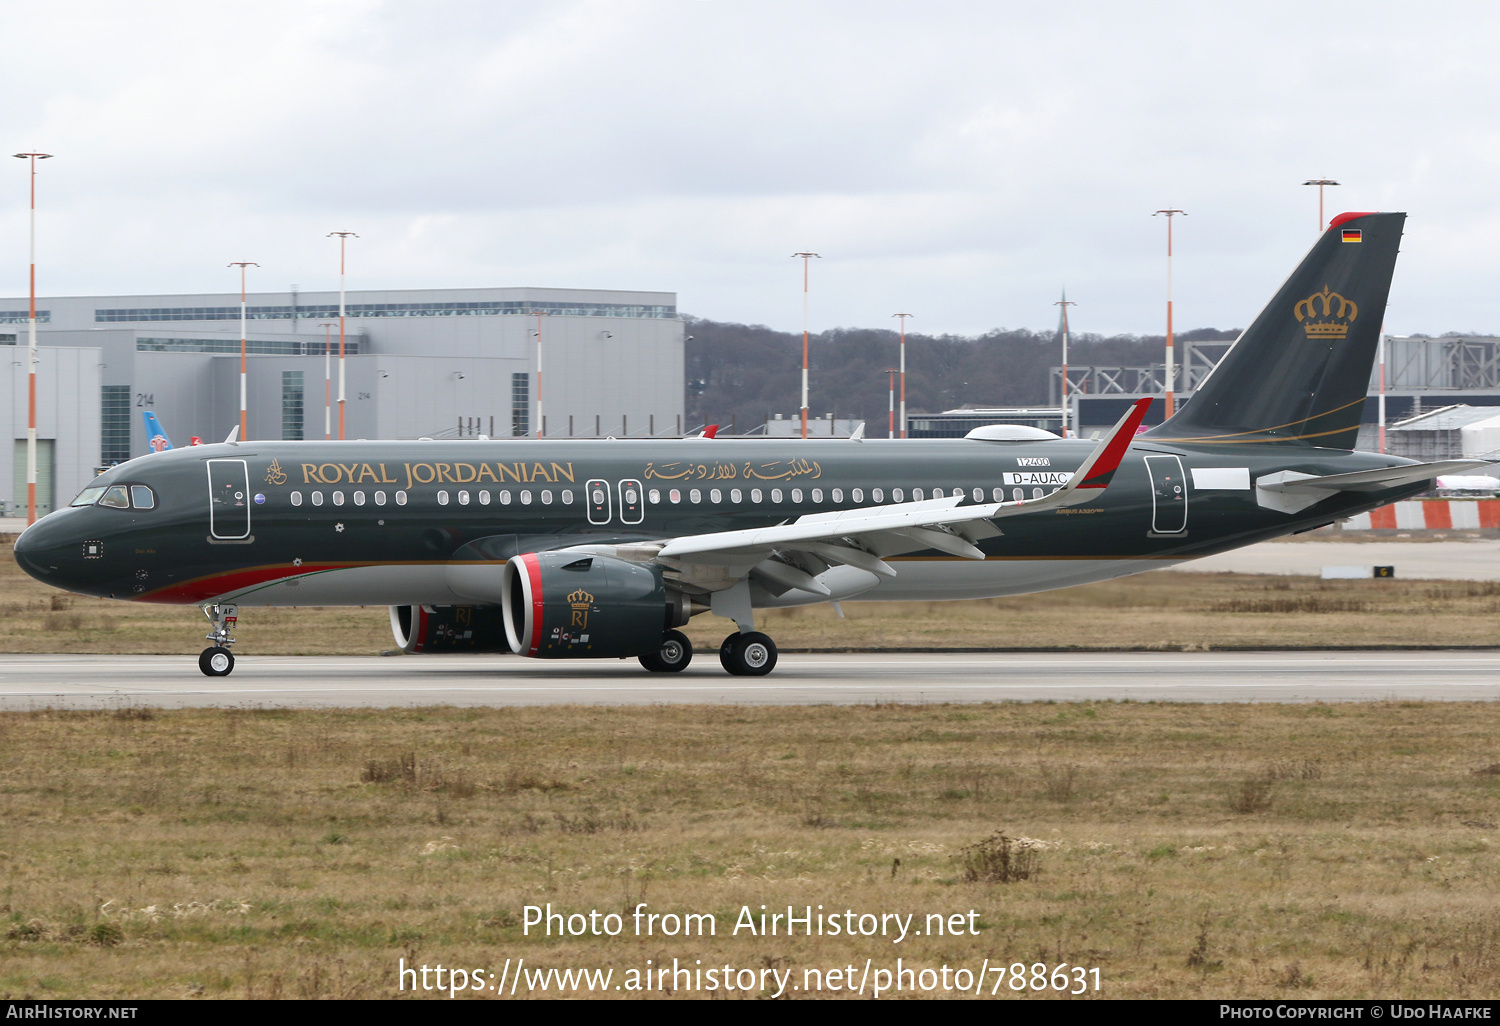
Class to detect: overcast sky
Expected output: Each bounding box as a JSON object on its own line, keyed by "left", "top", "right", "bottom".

{"left": 2, "top": 0, "right": 1497, "bottom": 337}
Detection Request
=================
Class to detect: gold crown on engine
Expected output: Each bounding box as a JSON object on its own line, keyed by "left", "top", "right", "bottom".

{"left": 567, "top": 588, "right": 594, "bottom": 608}
{"left": 1294, "top": 285, "right": 1359, "bottom": 339}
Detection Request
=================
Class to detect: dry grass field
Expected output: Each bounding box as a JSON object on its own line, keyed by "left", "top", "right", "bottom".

{"left": 4, "top": 534, "right": 1500, "bottom": 654}
{"left": 3, "top": 702, "right": 1500, "bottom": 1000}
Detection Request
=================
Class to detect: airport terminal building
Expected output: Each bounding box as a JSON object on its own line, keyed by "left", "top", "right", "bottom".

{"left": 1, "top": 286, "right": 684, "bottom": 516}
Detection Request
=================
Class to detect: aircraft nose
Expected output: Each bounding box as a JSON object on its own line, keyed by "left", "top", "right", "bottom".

{"left": 12, "top": 515, "right": 72, "bottom": 583}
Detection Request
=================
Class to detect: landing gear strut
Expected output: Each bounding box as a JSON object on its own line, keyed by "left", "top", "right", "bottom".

{"left": 640, "top": 629, "right": 693, "bottom": 673}
{"left": 199, "top": 603, "right": 239, "bottom": 677}
{"left": 720, "top": 631, "right": 777, "bottom": 676}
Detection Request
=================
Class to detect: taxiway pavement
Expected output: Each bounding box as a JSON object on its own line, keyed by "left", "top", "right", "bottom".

{"left": 0, "top": 651, "right": 1496, "bottom": 709}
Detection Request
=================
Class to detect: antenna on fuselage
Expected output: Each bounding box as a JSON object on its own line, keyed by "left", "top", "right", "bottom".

{"left": 223, "top": 425, "right": 240, "bottom": 445}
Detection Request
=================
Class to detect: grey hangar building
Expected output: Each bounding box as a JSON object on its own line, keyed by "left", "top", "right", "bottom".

{"left": 0, "top": 285, "right": 684, "bottom": 517}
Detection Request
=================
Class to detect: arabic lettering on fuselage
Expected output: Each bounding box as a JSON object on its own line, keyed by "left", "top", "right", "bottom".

{"left": 642, "top": 459, "right": 821, "bottom": 482}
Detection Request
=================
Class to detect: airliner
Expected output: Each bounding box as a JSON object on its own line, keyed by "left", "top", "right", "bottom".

{"left": 13, "top": 212, "right": 1483, "bottom": 677}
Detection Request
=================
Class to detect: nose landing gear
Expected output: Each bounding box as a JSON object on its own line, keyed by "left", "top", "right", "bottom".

{"left": 199, "top": 603, "right": 239, "bottom": 677}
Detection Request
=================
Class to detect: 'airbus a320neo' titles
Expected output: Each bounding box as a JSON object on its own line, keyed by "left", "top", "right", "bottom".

{"left": 14, "top": 212, "right": 1484, "bottom": 677}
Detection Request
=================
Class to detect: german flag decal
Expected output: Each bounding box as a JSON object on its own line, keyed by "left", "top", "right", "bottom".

{"left": 1341, "top": 228, "right": 1362, "bottom": 243}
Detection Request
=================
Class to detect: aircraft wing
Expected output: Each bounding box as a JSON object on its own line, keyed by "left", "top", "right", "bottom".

{"left": 623, "top": 398, "right": 1152, "bottom": 597}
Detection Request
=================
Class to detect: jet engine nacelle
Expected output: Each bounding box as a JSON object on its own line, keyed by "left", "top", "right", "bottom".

{"left": 502, "top": 551, "right": 677, "bottom": 659}
{"left": 388, "top": 604, "right": 512, "bottom": 654}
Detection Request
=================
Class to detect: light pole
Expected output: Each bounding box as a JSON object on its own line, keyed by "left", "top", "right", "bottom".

{"left": 327, "top": 232, "right": 357, "bottom": 439}
{"left": 1055, "top": 289, "right": 1076, "bottom": 438}
{"left": 13, "top": 152, "right": 50, "bottom": 524}
{"left": 885, "top": 368, "right": 898, "bottom": 438}
{"left": 791, "top": 252, "right": 820, "bottom": 439}
{"left": 892, "top": 312, "right": 913, "bottom": 438}
{"left": 229, "top": 262, "right": 259, "bottom": 440}
{"left": 1153, "top": 208, "right": 1186, "bottom": 418}
{"left": 530, "top": 310, "right": 550, "bottom": 438}
{"left": 1303, "top": 179, "right": 1340, "bottom": 232}
{"left": 318, "top": 322, "right": 336, "bottom": 439}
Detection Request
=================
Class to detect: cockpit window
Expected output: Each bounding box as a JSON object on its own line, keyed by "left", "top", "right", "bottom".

{"left": 70, "top": 486, "right": 106, "bottom": 507}
{"left": 130, "top": 485, "right": 156, "bottom": 509}
{"left": 99, "top": 486, "right": 130, "bottom": 509}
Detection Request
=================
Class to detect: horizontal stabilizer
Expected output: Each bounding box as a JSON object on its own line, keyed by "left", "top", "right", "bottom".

{"left": 1255, "top": 458, "right": 1492, "bottom": 514}
{"left": 1259, "top": 459, "right": 1493, "bottom": 494}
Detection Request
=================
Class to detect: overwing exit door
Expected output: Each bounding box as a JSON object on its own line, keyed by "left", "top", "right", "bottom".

{"left": 586, "top": 479, "right": 611, "bottom": 524}
{"left": 618, "top": 479, "right": 644, "bottom": 525}
{"left": 1144, "top": 455, "right": 1187, "bottom": 535}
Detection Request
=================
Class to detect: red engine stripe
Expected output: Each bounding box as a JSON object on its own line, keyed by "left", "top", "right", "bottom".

{"left": 413, "top": 604, "right": 429, "bottom": 653}
{"left": 524, "top": 553, "right": 545, "bottom": 657}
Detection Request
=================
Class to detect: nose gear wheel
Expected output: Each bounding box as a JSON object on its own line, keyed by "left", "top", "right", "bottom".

{"left": 199, "top": 646, "right": 235, "bottom": 676}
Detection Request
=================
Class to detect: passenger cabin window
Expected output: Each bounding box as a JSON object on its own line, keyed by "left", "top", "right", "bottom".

{"left": 832, "top": 488, "right": 844, "bottom": 503}
{"left": 770, "top": 488, "right": 782, "bottom": 503}
{"left": 710, "top": 488, "right": 722, "bottom": 503}
{"left": 689, "top": 488, "right": 701, "bottom": 503}
{"left": 851, "top": 488, "right": 863, "bottom": 503}
{"left": 751, "top": 488, "right": 763, "bottom": 503}
{"left": 99, "top": 485, "right": 130, "bottom": 509}
{"left": 872, "top": 488, "right": 883, "bottom": 503}
{"left": 730, "top": 488, "right": 742, "bottom": 503}
{"left": 71, "top": 486, "right": 106, "bottom": 507}
{"left": 130, "top": 485, "right": 155, "bottom": 509}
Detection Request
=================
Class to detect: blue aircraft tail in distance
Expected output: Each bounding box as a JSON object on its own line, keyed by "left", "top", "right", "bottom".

{"left": 143, "top": 411, "right": 172, "bottom": 453}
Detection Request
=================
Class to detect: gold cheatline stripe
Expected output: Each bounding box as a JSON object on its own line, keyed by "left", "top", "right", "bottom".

{"left": 1153, "top": 395, "right": 1366, "bottom": 442}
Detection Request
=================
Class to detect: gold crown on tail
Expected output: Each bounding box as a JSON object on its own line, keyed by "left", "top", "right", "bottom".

{"left": 1294, "top": 285, "right": 1358, "bottom": 339}
{"left": 567, "top": 588, "right": 594, "bottom": 609}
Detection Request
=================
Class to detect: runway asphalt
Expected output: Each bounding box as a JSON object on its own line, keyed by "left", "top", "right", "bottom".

{"left": 0, "top": 650, "right": 1496, "bottom": 709}
{"left": 1166, "top": 539, "right": 1500, "bottom": 579}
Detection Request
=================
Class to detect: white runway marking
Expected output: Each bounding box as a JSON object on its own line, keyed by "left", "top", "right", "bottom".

{"left": 0, "top": 651, "right": 1496, "bottom": 708}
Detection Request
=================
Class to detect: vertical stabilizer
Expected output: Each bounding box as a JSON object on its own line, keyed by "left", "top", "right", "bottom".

{"left": 142, "top": 410, "right": 173, "bottom": 453}
{"left": 1147, "top": 211, "right": 1404, "bottom": 448}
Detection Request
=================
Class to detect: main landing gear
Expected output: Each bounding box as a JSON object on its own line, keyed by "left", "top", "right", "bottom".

{"left": 639, "top": 629, "right": 693, "bottom": 673}
{"left": 637, "top": 629, "right": 780, "bottom": 675}
{"left": 720, "top": 631, "right": 777, "bottom": 676}
{"left": 199, "top": 603, "right": 239, "bottom": 677}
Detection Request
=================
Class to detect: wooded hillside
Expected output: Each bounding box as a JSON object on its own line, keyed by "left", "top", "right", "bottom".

{"left": 683, "top": 317, "right": 1239, "bottom": 433}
